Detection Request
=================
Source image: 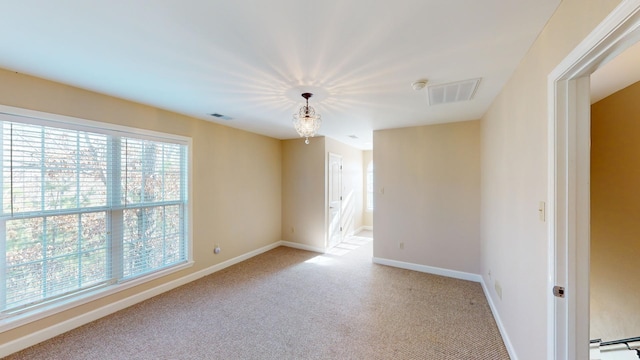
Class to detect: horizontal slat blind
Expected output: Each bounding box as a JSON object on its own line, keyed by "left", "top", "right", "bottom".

{"left": 1, "top": 114, "right": 188, "bottom": 314}
{"left": 119, "top": 138, "right": 186, "bottom": 279}
{"left": 3, "top": 122, "right": 109, "bottom": 215}
{"left": 4, "top": 212, "right": 109, "bottom": 310}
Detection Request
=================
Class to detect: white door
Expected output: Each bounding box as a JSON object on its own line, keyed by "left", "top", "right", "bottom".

{"left": 327, "top": 153, "right": 343, "bottom": 248}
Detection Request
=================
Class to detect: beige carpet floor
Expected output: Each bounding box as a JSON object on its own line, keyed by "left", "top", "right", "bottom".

{"left": 6, "top": 236, "right": 510, "bottom": 359}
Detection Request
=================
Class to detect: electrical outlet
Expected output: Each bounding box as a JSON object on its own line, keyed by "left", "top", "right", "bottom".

{"left": 495, "top": 280, "right": 503, "bottom": 300}
{"left": 399, "top": 242, "right": 404, "bottom": 250}
{"left": 291, "top": 226, "right": 295, "bottom": 233}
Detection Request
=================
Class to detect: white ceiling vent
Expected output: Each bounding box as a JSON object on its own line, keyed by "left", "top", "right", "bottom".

{"left": 427, "top": 78, "right": 481, "bottom": 106}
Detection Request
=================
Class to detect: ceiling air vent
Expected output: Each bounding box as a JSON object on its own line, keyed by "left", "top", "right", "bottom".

{"left": 427, "top": 78, "right": 481, "bottom": 106}
{"left": 209, "top": 113, "right": 233, "bottom": 121}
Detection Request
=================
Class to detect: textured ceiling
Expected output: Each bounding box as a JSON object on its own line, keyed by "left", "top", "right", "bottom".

{"left": 0, "top": 0, "right": 564, "bottom": 149}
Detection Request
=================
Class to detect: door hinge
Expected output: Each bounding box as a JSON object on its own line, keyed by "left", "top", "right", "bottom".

{"left": 340, "top": 227, "right": 343, "bottom": 231}
{"left": 340, "top": 196, "right": 342, "bottom": 200}
{"left": 553, "top": 285, "right": 565, "bottom": 298}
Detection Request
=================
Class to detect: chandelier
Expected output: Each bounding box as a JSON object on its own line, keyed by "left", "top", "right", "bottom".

{"left": 292, "top": 92, "right": 322, "bottom": 144}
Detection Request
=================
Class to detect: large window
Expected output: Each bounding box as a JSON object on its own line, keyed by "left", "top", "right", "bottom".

{"left": 0, "top": 111, "right": 189, "bottom": 317}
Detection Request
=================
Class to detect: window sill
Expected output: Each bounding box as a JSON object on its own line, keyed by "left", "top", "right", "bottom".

{"left": 0, "top": 261, "right": 194, "bottom": 334}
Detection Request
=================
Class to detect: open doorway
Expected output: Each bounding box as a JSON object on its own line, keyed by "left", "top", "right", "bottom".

{"left": 363, "top": 150, "right": 374, "bottom": 232}
{"left": 327, "top": 152, "right": 343, "bottom": 249}
{"left": 324, "top": 148, "right": 373, "bottom": 256}
{"left": 589, "top": 41, "right": 640, "bottom": 359}
{"left": 548, "top": 2, "right": 640, "bottom": 359}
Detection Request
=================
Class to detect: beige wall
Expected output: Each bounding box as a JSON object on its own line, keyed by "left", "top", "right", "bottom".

{"left": 2, "top": 1, "right": 630, "bottom": 355}
{"left": 373, "top": 120, "right": 480, "bottom": 274}
{"left": 363, "top": 150, "right": 373, "bottom": 228}
{"left": 590, "top": 81, "right": 640, "bottom": 341}
{"left": 325, "top": 137, "right": 364, "bottom": 236}
{"left": 281, "top": 137, "right": 326, "bottom": 249}
{"left": 282, "top": 137, "right": 364, "bottom": 249}
{"left": 0, "top": 68, "right": 282, "bottom": 345}
{"left": 479, "top": 0, "right": 622, "bottom": 359}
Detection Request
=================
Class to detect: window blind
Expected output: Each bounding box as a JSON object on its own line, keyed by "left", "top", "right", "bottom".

{"left": 0, "top": 114, "right": 188, "bottom": 314}
{"left": 119, "top": 137, "right": 186, "bottom": 279}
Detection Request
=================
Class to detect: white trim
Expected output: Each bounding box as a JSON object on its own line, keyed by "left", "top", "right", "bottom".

{"left": 279, "top": 240, "right": 326, "bottom": 254}
{"left": 0, "top": 103, "right": 195, "bottom": 337}
{"left": 547, "top": 1, "right": 640, "bottom": 359}
{"left": 2, "top": 243, "right": 505, "bottom": 358}
{"left": 599, "top": 343, "right": 638, "bottom": 359}
{"left": 370, "top": 257, "right": 513, "bottom": 357}
{"left": 480, "top": 279, "right": 518, "bottom": 360}
{"left": 0, "top": 104, "right": 191, "bottom": 145}
{"left": 372, "top": 257, "right": 481, "bottom": 283}
{"left": 358, "top": 226, "right": 373, "bottom": 232}
{"left": 0, "top": 241, "right": 282, "bottom": 358}
{"left": 590, "top": 341, "right": 602, "bottom": 360}
{"left": 326, "top": 152, "right": 343, "bottom": 249}
{"left": 0, "top": 261, "right": 194, "bottom": 333}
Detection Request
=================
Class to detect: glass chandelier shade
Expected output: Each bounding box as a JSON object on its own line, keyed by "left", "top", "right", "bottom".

{"left": 292, "top": 93, "right": 322, "bottom": 144}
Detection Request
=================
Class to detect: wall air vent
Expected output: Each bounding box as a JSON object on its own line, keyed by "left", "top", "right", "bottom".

{"left": 427, "top": 78, "right": 481, "bottom": 106}
{"left": 209, "top": 113, "right": 233, "bottom": 120}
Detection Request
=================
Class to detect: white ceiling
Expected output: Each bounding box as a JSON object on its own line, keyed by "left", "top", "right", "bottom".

{"left": 591, "top": 40, "right": 640, "bottom": 104}
{"left": 0, "top": 0, "right": 563, "bottom": 149}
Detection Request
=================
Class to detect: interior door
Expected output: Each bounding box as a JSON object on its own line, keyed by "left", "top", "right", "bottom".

{"left": 327, "top": 153, "right": 343, "bottom": 248}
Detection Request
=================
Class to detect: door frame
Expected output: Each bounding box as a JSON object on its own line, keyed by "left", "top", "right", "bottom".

{"left": 327, "top": 152, "right": 343, "bottom": 249}
{"left": 547, "top": 1, "right": 640, "bottom": 359}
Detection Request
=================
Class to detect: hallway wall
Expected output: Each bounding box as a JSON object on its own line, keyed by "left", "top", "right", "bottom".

{"left": 373, "top": 120, "right": 480, "bottom": 274}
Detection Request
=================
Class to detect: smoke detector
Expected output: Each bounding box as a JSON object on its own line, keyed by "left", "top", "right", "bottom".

{"left": 411, "top": 79, "right": 428, "bottom": 91}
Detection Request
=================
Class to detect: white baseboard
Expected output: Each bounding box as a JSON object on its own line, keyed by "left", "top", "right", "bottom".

{"left": 279, "top": 240, "right": 325, "bottom": 254}
{"left": 350, "top": 226, "right": 372, "bottom": 237}
{"left": 2, "top": 243, "right": 513, "bottom": 360}
{"left": 372, "top": 257, "right": 482, "bottom": 282}
{"left": 372, "top": 257, "right": 515, "bottom": 359}
{"left": 480, "top": 278, "right": 518, "bottom": 360}
{"left": 0, "top": 241, "right": 283, "bottom": 358}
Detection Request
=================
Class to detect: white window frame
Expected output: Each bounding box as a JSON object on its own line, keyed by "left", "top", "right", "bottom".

{"left": 366, "top": 161, "right": 374, "bottom": 211}
{"left": 0, "top": 104, "right": 193, "bottom": 333}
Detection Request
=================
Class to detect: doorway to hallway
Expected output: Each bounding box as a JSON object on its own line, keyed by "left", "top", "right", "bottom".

{"left": 327, "top": 152, "right": 343, "bottom": 249}
{"left": 325, "top": 230, "right": 372, "bottom": 256}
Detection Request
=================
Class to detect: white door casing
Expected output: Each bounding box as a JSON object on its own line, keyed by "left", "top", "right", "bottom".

{"left": 548, "top": 1, "right": 640, "bottom": 359}
{"left": 327, "top": 152, "right": 343, "bottom": 249}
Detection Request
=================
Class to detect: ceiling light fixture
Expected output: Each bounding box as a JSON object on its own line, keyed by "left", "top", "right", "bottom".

{"left": 293, "top": 92, "right": 322, "bottom": 144}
